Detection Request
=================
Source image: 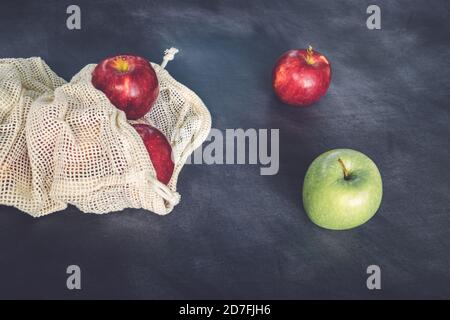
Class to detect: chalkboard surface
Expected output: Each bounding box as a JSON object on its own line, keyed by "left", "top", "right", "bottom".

{"left": 0, "top": 0, "right": 449, "bottom": 299}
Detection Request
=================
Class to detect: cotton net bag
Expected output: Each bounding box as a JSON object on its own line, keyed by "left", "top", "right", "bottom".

{"left": 0, "top": 48, "right": 211, "bottom": 217}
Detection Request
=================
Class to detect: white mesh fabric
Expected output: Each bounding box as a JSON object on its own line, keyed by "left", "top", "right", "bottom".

{"left": 0, "top": 55, "right": 211, "bottom": 217}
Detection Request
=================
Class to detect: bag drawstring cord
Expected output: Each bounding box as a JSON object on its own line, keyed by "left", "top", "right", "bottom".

{"left": 160, "top": 47, "right": 179, "bottom": 69}
{"left": 152, "top": 179, "right": 181, "bottom": 207}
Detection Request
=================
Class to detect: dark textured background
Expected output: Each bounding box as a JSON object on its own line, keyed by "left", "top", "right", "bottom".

{"left": 0, "top": 0, "right": 449, "bottom": 299}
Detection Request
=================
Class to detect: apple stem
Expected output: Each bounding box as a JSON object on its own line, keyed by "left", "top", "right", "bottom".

{"left": 338, "top": 158, "right": 350, "bottom": 180}
{"left": 305, "top": 45, "right": 314, "bottom": 65}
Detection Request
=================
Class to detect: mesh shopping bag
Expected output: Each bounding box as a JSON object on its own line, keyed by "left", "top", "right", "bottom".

{"left": 0, "top": 49, "right": 211, "bottom": 217}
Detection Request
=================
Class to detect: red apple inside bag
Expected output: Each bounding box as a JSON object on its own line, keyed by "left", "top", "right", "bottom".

{"left": 132, "top": 124, "right": 174, "bottom": 185}
{"left": 92, "top": 55, "right": 159, "bottom": 120}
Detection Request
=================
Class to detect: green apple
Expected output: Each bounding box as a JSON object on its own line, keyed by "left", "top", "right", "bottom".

{"left": 302, "top": 149, "right": 382, "bottom": 230}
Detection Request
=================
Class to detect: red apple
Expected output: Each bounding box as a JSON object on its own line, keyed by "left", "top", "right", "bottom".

{"left": 132, "top": 124, "right": 174, "bottom": 185}
{"left": 272, "top": 46, "right": 331, "bottom": 107}
{"left": 92, "top": 55, "right": 159, "bottom": 120}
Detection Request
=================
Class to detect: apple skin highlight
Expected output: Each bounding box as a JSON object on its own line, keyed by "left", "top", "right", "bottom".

{"left": 92, "top": 55, "right": 159, "bottom": 120}
{"left": 272, "top": 46, "right": 331, "bottom": 107}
